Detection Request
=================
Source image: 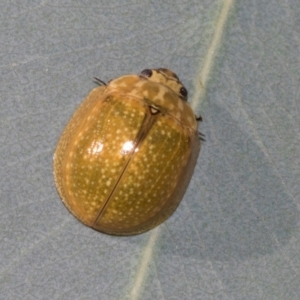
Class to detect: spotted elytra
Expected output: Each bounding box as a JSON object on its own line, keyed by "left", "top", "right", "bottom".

{"left": 53, "top": 68, "right": 202, "bottom": 235}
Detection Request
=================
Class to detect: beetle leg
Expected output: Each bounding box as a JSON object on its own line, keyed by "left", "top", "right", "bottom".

{"left": 198, "top": 132, "right": 205, "bottom": 142}
{"left": 195, "top": 115, "right": 202, "bottom": 122}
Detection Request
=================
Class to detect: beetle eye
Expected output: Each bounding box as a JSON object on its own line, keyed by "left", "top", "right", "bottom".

{"left": 141, "top": 69, "right": 153, "bottom": 78}
{"left": 180, "top": 87, "right": 188, "bottom": 99}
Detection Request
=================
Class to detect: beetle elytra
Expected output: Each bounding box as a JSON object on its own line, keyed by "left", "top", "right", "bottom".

{"left": 53, "top": 68, "right": 202, "bottom": 235}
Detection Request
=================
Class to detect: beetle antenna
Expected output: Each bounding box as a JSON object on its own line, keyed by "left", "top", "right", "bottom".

{"left": 93, "top": 77, "right": 107, "bottom": 86}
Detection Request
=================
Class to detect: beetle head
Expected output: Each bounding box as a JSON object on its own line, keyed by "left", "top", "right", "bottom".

{"left": 140, "top": 68, "right": 188, "bottom": 101}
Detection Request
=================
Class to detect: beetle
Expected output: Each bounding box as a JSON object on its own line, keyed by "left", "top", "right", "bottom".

{"left": 53, "top": 68, "right": 202, "bottom": 235}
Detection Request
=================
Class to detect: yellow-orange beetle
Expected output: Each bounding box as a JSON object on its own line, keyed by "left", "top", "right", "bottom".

{"left": 53, "top": 68, "right": 202, "bottom": 235}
